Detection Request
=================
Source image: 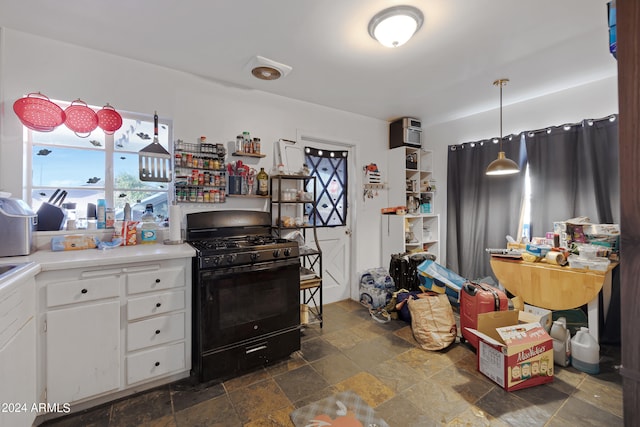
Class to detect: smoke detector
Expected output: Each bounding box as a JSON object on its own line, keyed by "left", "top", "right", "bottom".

{"left": 246, "top": 55, "right": 293, "bottom": 81}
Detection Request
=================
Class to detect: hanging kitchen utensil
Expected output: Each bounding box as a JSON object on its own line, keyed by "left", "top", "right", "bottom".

{"left": 13, "top": 92, "right": 66, "bottom": 132}
{"left": 96, "top": 103, "right": 123, "bottom": 134}
{"left": 64, "top": 99, "right": 98, "bottom": 137}
{"left": 139, "top": 111, "right": 171, "bottom": 182}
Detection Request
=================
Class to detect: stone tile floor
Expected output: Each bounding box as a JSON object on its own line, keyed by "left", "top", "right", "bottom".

{"left": 41, "top": 299, "right": 623, "bottom": 426}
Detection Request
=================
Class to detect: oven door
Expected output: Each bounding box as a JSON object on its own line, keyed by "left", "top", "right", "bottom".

{"left": 198, "top": 258, "right": 300, "bottom": 351}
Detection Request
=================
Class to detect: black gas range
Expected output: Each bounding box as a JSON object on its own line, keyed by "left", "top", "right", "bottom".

{"left": 189, "top": 235, "right": 299, "bottom": 269}
{"left": 186, "top": 210, "right": 301, "bottom": 383}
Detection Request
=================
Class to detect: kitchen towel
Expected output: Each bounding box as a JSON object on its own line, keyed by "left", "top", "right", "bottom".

{"left": 169, "top": 204, "right": 182, "bottom": 242}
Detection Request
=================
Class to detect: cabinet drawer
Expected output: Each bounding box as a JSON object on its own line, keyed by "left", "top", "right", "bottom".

{"left": 127, "top": 267, "right": 185, "bottom": 295}
{"left": 47, "top": 275, "right": 120, "bottom": 308}
{"left": 127, "top": 290, "right": 185, "bottom": 321}
{"left": 126, "top": 342, "right": 185, "bottom": 385}
{"left": 127, "top": 312, "right": 185, "bottom": 352}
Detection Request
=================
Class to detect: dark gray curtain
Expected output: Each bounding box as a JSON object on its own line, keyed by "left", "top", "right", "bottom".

{"left": 446, "top": 136, "right": 525, "bottom": 280}
{"left": 525, "top": 116, "right": 620, "bottom": 344}
{"left": 525, "top": 116, "right": 620, "bottom": 234}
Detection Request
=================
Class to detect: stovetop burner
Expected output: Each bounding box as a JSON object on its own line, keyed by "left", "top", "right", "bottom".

{"left": 189, "top": 235, "right": 299, "bottom": 269}
{"left": 186, "top": 210, "right": 300, "bottom": 269}
{"left": 189, "top": 235, "right": 291, "bottom": 252}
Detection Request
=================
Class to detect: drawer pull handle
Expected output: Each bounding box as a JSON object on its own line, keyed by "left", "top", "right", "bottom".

{"left": 81, "top": 289, "right": 88, "bottom": 294}
{"left": 155, "top": 361, "right": 160, "bottom": 367}
{"left": 156, "top": 302, "right": 162, "bottom": 308}
{"left": 246, "top": 345, "right": 267, "bottom": 354}
{"left": 155, "top": 279, "right": 161, "bottom": 283}
{"left": 155, "top": 329, "right": 161, "bottom": 335}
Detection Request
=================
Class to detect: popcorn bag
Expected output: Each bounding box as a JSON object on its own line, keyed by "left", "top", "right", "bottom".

{"left": 122, "top": 221, "right": 139, "bottom": 246}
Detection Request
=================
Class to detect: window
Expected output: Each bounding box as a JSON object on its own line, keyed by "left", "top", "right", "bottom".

{"left": 304, "top": 147, "right": 348, "bottom": 227}
{"left": 26, "top": 103, "right": 171, "bottom": 221}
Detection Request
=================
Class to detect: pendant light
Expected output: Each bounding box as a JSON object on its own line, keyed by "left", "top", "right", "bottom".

{"left": 486, "top": 78, "right": 520, "bottom": 176}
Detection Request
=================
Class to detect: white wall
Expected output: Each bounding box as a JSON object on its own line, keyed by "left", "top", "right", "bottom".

{"left": 0, "top": 28, "right": 390, "bottom": 303}
{"left": 424, "top": 75, "right": 619, "bottom": 268}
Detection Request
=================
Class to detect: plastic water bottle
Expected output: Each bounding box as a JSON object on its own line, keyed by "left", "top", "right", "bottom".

{"left": 571, "top": 327, "right": 600, "bottom": 374}
{"left": 138, "top": 204, "right": 157, "bottom": 244}
{"left": 550, "top": 318, "right": 571, "bottom": 367}
{"left": 97, "top": 198, "right": 107, "bottom": 229}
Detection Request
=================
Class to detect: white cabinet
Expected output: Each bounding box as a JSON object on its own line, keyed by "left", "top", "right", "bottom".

{"left": 0, "top": 273, "right": 37, "bottom": 427}
{"left": 124, "top": 261, "right": 188, "bottom": 386}
{"left": 37, "top": 257, "right": 191, "bottom": 408}
{"left": 44, "top": 270, "right": 122, "bottom": 404}
{"left": 382, "top": 146, "right": 440, "bottom": 264}
{"left": 46, "top": 299, "right": 121, "bottom": 403}
{"left": 126, "top": 342, "right": 185, "bottom": 385}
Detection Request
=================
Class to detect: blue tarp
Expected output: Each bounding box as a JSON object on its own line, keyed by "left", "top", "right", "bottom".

{"left": 416, "top": 259, "right": 466, "bottom": 306}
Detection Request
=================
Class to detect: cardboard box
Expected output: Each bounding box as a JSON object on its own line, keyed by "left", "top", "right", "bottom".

{"left": 467, "top": 311, "right": 554, "bottom": 391}
{"left": 519, "top": 304, "right": 553, "bottom": 333}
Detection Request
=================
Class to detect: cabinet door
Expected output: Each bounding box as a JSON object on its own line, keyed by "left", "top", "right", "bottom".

{"left": 46, "top": 300, "right": 120, "bottom": 404}
{"left": 0, "top": 318, "right": 37, "bottom": 427}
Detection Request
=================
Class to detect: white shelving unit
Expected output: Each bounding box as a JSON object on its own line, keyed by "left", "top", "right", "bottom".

{"left": 382, "top": 146, "right": 441, "bottom": 265}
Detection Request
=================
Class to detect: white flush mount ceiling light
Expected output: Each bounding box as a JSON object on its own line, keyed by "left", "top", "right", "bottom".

{"left": 368, "top": 5, "right": 424, "bottom": 48}
{"left": 246, "top": 55, "right": 293, "bottom": 81}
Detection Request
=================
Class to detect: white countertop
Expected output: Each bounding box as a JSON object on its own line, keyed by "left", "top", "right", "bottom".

{"left": 0, "top": 243, "right": 195, "bottom": 285}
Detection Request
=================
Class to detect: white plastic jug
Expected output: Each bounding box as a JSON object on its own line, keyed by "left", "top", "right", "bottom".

{"left": 571, "top": 327, "right": 600, "bottom": 374}
{"left": 550, "top": 318, "right": 571, "bottom": 367}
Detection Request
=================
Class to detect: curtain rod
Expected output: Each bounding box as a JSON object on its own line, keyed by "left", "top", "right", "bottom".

{"left": 449, "top": 113, "right": 617, "bottom": 150}
{"left": 522, "top": 113, "right": 617, "bottom": 137}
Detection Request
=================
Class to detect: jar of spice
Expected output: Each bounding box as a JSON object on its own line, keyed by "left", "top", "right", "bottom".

{"left": 253, "top": 138, "right": 261, "bottom": 154}
{"left": 236, "top": 135, "right": 244, "bottom": 153}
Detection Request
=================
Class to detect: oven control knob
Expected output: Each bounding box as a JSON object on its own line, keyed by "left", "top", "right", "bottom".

{"left": 283, "top": 248, "right": 292, "bottom": 257}
{"left": 272, "top": 249, "right": 281, "bottom": 258}
{"left": 212, "top": 256, "right": 222, "bottom": 266}
{"left": 250, "top": 252, "right": 260, "bottom": 262}
{"left": 226, "top": 254, "right": 237, "bottom": 264}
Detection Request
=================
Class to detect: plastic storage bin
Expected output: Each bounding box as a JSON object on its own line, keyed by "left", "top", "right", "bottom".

{"left": 567, "top": 255, "right": 610, "bottom": 271}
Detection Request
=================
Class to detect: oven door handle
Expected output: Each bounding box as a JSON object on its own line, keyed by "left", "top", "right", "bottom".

{"left": 245, "top": 343, "right": 267, "bottom": 354}
{"left": 201, "top": 258, "right": 299, "bottom": 278}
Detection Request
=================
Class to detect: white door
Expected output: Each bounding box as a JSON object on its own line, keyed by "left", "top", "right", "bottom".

{"left": 297, "top": 132, "right": 355, "bottom": 304}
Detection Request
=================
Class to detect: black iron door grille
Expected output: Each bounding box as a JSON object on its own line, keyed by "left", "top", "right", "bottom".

{"left": 304, "top": 146, "right": 348, "bottom": 227}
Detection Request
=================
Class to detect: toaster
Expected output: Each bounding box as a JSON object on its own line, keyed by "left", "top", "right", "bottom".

{"left": 0, "top": 197, "right": 37, "bottom": 257}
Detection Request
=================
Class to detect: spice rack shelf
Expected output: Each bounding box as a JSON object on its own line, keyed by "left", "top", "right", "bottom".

{"left": 231, "top": 152, "right": 266, "bottom": 158}
{"left": 226, "top": 194, "right": 270, "bottom": 199}
{"left": 172, "top": 139, "right": 227, "bottom": 204}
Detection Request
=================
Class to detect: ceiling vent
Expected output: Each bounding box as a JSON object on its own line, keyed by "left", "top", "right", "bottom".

{"left": 246, "top": 55, "right": 293, "bottom": 81}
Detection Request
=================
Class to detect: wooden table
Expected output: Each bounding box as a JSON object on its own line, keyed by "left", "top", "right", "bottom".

{"left": 490, "top": 257, "right": 618, "bottom": 342}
